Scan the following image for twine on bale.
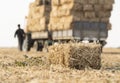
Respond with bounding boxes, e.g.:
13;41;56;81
48;43;102;70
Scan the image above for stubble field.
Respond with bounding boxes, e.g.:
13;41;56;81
0;47;120;83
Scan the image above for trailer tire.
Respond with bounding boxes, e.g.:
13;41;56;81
36;42;43;51
100;41;107;52
22;36;30;52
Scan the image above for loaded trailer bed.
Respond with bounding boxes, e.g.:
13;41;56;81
52;21;108;42
23;21;108;51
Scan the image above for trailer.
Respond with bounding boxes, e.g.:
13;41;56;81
23;21;108;51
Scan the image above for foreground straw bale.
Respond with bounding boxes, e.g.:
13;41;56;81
48;43;102;69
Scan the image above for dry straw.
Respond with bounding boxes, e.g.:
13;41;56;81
26;0;114;32
48;43;102;69
48;0;114;31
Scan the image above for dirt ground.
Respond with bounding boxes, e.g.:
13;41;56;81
0;47;120;83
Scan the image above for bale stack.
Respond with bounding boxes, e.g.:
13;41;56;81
48;0;114;31
26;0;51;32
48;43;102;69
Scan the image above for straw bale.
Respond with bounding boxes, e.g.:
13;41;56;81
28;8;34;17
26;0;50;32
73;16;81;21
98;0;114;5
52;0;60;6
34;18;40;23
95;6;112;12
48;24;52;31
50;23;58;31
26;26;33;32
27;0;114;32
48;43;102;69
70;11;84;21
94;4;103;11
32;11;44;19
40;23;46;31
65;10;71;16
97;11;111;18
27;24;40;32
52;5;58;11
72;3;83;11
80;17;99;22
29;2;36;8
104;0;115;4
57;9;69;17
34;6;45;15
49;22;70;31
49;17;60;24
60;0;74;4
39;17;46;25
50;10;58;17
33;24;41;31
98;0;105;4
56;23;64;30
107;23;112;30
27;5;45;20
103;4;113;11
100;17;109;23
89;18;100;22
51;8;71;17
85;12;96;18
35;0;42;6
60;3;74;10
63;23;72;30
26;17;46;32
74;0;88;4
83;4;94;11
35;23;46;31
50;23;57;31
88;0;98;4
60;16;73;23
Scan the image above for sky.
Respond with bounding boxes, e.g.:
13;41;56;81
0;0;120;48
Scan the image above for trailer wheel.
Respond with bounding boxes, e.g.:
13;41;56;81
22;36;30;51
36;42;43;51
100;41;107;52
42;40;49;52
22;33;32;51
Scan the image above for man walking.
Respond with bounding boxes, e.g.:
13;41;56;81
14;24;25;51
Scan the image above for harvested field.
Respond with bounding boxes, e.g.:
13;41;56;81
0;47;120;83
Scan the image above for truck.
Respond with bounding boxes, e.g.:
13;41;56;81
22;0;110;52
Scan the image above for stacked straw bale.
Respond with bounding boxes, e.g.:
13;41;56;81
26;0;51;32
48;0;114;31
48;43;102;69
